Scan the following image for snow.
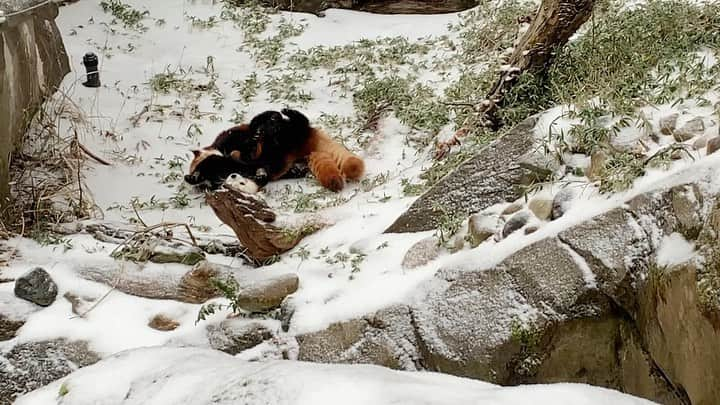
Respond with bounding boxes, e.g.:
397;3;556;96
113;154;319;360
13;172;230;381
560;240;598;289
656;232;696;267
15;346;658;405
3;0;720;400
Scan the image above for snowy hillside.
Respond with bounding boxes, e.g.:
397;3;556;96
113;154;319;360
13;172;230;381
3;0;720;403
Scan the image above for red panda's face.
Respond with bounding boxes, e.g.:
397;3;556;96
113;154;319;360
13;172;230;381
185;148;232;190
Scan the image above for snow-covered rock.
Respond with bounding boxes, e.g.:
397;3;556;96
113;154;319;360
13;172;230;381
385;116;541;233
16;346;657;405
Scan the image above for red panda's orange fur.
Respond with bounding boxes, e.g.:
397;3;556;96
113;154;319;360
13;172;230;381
300;128;364;192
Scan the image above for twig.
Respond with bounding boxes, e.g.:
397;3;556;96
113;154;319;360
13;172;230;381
77;142;112;166
131;202;148;228
440;101;480;109
75;129;83;216
129;104;150;127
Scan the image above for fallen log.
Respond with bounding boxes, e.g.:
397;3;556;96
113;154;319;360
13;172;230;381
76;261;299;306
261;0;478;15
75;261;233;304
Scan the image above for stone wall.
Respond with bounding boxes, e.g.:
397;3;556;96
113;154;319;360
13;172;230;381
0;0;70;206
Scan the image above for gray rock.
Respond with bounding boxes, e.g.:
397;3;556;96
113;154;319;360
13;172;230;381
112;238;205;265
401;237;441;270
551;188;576;220
147;240;205;265
673;117;705;142
63;292;95;316
0;340;99;404
659;113;678;135
207;319;275;355
558;208;651;315
517;147;560;183
502;212;530;238
236;273;299;313
524;226;539;234
385;116;539;233
412;238;597;383
707;136;720;155
670;184;704;239
297;305;420;370
693;136;709;150
501;203;523;216
279;174;720;405
528;198;552;220
14;267;57;306
277;296;296;332
468;213;501;246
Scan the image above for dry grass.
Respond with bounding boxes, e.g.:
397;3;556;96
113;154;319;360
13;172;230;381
1;92;100;242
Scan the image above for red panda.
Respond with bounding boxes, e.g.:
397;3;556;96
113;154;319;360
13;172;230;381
185;108;364;192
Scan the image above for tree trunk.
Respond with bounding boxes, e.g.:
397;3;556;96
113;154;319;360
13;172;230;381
483;0;595;124
205;189;301;263
262;0;478;15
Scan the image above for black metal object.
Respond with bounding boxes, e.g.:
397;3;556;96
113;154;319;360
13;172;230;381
81;52;100;88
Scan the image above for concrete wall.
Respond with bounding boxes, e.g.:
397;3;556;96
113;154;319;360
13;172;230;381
0;0;70;206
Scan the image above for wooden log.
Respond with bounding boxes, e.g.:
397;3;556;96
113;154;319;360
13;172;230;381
76;261;233;304
75;261;299;308
260;0;478;15
205;189;301;263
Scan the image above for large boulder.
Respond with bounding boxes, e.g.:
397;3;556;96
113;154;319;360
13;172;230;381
297;305;422;371
0;339;99;404
14;347;658;405
637;263;720;405
386;116;542;233
299;175;720;404
207;319;277;355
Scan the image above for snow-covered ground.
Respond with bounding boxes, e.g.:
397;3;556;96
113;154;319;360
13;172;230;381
3;0;720;402
16;346;657;405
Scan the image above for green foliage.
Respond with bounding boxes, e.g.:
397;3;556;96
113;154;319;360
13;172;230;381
433;204;463;245
100;0;149;31
596;144;691;193
400;178;425;196
185;14;220;29
232;73;260;103
549;1;720;111
448;0;538;64
148;69;193;95
280;223;323;243
196;276;242;323
264;71;313;104
29;229;73;252
353;75;448;135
